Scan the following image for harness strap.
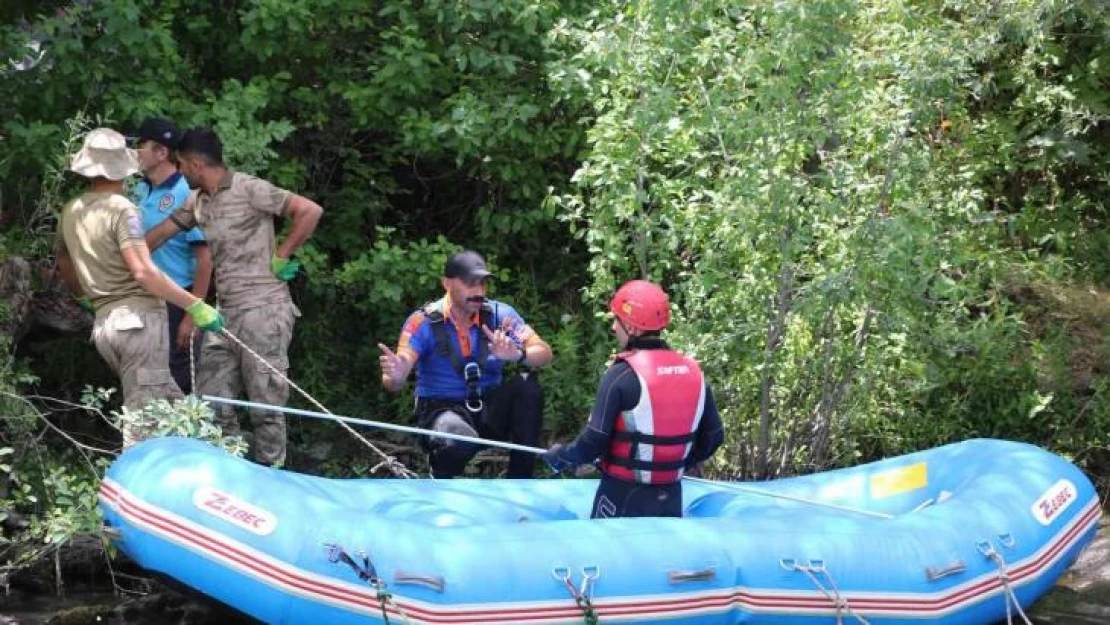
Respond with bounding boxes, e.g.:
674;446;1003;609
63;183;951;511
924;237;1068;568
425;302;494;413
610;430;696;445
603;455;687;471
425;303;493;376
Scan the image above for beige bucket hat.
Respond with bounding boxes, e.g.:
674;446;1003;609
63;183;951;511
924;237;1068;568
69;128;140;181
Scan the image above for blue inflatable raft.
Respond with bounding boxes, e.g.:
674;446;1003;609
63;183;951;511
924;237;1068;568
99;437;1099;624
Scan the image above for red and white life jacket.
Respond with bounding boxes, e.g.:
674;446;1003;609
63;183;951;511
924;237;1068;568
599;349;707;485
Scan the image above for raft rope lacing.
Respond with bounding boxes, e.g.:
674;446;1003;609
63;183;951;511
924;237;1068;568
327;544;415;625
780;559;870;625
553;566;601;625
189;327;418;478
978;538;1034;625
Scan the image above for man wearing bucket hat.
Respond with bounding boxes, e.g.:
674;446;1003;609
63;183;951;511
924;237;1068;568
542;280;724;518
54;128;225;447
133;117;212;395
145;128;323;466
378;250;553;478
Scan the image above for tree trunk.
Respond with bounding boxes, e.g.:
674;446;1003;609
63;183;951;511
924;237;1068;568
0;256;90;346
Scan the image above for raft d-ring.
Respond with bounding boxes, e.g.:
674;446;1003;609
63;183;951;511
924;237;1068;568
808;559;826;573
552;566;572;584
997;533;1015;549
779;558;798;571
975;540;996;557
580;566;600;597
325;543;343;563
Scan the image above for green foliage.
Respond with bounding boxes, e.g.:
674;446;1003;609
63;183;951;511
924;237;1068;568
552;0;1110;478
0;0;1107;512
114;396;249;457
0;388;248;584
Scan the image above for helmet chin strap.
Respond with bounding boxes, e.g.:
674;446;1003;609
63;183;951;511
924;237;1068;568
616;316;636;344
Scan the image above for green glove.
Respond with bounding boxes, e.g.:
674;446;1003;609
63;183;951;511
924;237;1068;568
270;255;300;281
76;297;95;313
186;300;224;333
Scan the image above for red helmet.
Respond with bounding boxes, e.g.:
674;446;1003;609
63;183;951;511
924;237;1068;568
609;280;670;332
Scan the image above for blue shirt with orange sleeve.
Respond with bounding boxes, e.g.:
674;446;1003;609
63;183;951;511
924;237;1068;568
397;297;538;401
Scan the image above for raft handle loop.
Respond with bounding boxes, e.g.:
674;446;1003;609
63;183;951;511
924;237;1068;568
326;543;379;584
393;571;445;593
778;558;797;571
925;560;966;581
979;539;1034;625
783;559;871;625
552;566;601;625
668;568;717;584
998;533;1016;549
581;565;600;598
325;543;416;625
975;540;996;558
552;566;574;594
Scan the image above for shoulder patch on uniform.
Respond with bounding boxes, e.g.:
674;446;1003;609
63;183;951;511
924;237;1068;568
127;212;144;238
403;313;426;335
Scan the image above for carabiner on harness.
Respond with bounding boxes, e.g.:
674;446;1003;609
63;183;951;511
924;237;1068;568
463;362;483;413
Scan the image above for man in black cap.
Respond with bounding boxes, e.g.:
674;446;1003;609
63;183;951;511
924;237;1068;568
133;117;212;394
379;250;553;478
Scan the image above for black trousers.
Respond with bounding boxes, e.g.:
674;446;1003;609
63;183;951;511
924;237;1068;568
166;292;201;395
591;473;683;519
418;372;543;479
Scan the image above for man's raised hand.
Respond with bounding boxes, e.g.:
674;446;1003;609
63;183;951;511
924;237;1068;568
378;342;405;385
482;325;524;362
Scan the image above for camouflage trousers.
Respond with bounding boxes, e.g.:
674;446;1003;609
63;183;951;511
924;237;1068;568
197;302;295;465
91;306;183;448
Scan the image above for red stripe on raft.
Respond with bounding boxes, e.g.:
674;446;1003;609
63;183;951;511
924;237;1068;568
98;481;1099;623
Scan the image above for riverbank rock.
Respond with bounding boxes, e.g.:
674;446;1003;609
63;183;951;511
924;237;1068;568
1030;515;1110;624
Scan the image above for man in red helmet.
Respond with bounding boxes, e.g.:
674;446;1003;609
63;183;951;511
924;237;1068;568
543;280;724;518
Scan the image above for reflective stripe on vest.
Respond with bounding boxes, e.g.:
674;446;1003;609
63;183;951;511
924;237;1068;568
599;349;706;485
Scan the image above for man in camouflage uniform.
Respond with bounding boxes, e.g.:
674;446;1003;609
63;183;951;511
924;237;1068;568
54;128;225;447
147;128;323;466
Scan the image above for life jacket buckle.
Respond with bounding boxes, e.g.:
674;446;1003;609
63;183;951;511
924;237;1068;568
463;362;481;383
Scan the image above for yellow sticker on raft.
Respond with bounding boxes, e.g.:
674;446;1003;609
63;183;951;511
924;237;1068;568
869;462;927;499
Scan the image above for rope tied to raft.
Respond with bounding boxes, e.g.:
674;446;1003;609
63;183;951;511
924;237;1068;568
327;543;415;625
977;537;1033;625
780;559;871;625
553;566;601;625
189;330;197;399
215;328;417;478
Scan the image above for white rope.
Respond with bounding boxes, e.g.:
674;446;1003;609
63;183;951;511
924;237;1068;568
684;476;894;519
215;328;417;478
979;541;1034;625
782;560;870;625
188;328;197;397
374;580;416;625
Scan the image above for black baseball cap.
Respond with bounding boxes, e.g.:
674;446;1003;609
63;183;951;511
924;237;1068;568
137;117;182;150
444;250;494;281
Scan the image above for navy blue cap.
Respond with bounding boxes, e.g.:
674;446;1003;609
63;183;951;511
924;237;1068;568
137;117;181;150
444;250;494;281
